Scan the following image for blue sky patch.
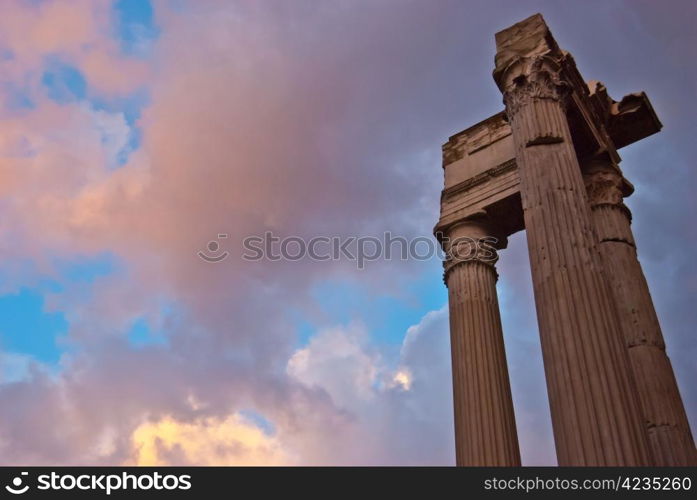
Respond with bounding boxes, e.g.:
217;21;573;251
113;0;160;56
238;409;276;436
40;252;121;294
42;58;87;103
307;264;447;346
127;317;167;348
0;288;68;364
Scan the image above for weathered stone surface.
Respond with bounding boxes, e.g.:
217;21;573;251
587;81;662;149
436;12;694;466
437;79;658;240
492;14;651;466
492;14;562;89
584;158;697;466
443;217;520;466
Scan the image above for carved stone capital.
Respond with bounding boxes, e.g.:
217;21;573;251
582;159;634;211
493;14;570;116
440;211;507;284
499;56;570;116
582;159;636;244
585;169;624;206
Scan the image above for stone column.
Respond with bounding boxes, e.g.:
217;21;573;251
443;215;520;466
495;56;651;465
584;158;697;465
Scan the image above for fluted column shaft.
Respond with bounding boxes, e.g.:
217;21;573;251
499;61;651;465
584;160;697;465
444;219;520;466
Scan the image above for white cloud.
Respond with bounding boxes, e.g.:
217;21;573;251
130;414;291;466
284;305;454;464
87;106;132;168
287;322;380;409
0;352;34;384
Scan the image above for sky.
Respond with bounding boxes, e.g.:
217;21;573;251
0;0;695;465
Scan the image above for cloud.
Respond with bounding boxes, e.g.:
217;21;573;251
130;414;291;466
0;0;693;466
288;323;381;409
0;352;37;384
283;306;453;465
0;0;147;96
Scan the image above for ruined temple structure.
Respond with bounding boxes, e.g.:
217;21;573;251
435;13;696;466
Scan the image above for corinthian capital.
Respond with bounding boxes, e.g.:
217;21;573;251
582;158;634;208
500;57;570;115
584;170;624;206
492;14;570;115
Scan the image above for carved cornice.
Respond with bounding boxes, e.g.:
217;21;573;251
442;158;516;201
443;142;465;166
442;112;510;168
588;81;663;150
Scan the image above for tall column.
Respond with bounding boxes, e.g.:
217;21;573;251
584;158;697;465
495;56;651;465
444;215;520;466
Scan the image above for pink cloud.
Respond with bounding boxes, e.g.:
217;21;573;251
0;0;693;466
0;0;455;465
